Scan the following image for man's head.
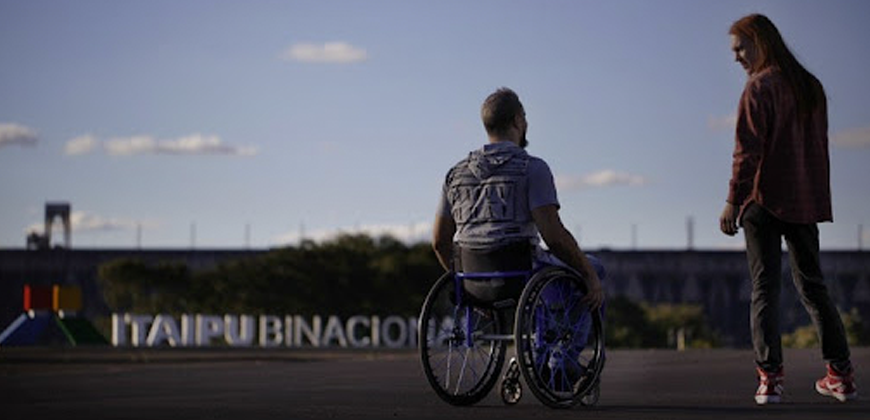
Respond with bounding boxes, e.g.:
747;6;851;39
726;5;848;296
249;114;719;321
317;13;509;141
481;87;528;148
729;14;791;76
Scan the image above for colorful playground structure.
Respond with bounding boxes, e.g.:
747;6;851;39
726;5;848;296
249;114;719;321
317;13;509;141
0;284;107;346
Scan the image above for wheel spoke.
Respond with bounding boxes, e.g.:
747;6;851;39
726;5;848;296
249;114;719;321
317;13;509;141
514;268;605;408
420;273;505;405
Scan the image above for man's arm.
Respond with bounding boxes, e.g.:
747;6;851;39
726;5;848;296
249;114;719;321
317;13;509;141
432;214;456;272
532;204;603;309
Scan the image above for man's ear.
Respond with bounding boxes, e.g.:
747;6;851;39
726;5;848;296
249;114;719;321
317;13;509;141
512;113;523;129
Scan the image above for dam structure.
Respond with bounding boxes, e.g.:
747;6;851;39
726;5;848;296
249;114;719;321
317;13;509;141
1;247;868;347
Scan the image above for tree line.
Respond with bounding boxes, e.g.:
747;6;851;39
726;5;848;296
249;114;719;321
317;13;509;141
98;233;866;349
98;234;438;318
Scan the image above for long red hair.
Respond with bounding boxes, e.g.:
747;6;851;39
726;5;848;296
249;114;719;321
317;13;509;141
729;14;823;118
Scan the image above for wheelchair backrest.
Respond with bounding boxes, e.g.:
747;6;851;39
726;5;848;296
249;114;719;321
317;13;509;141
454;242;534;307
454;241;534;274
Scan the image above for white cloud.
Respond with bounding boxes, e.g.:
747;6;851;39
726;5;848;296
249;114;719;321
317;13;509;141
282;42;368;64
273;221;432;246
104;135;156;156
555;170;648;192
98;134;258;157
65;134;99;155
26;211;157;235
0;123;38;148
70;212;141;232
831;126;870;148
155;134;259;156
707;114;737;131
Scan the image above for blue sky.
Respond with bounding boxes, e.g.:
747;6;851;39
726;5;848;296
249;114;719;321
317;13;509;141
1;0;868;250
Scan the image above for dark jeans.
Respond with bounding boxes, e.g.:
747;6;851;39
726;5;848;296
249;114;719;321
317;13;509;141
742;203;850;371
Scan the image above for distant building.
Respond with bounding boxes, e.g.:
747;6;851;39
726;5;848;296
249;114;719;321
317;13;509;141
25;202;72;250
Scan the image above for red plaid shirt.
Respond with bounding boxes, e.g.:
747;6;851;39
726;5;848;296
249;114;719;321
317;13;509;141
728;67;832;224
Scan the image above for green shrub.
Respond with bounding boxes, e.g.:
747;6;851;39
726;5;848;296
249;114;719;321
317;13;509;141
783;308;869;348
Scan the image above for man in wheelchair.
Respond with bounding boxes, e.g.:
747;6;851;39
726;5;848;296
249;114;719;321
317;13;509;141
421;87;606;408
432;86;604;312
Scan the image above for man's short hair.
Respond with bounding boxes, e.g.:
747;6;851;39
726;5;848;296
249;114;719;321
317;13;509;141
481;88;523;136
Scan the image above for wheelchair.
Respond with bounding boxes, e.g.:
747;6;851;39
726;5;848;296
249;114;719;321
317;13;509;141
418;242;605;408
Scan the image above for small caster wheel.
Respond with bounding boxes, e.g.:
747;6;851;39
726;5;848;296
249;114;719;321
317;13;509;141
580;381;600;406
501;377;522;405
501;357;522;405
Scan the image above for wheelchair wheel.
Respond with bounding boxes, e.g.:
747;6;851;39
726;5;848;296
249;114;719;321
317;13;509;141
419;272;507;406
514;266;605;408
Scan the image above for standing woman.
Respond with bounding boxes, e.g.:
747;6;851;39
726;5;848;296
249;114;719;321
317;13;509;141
719;14;857;405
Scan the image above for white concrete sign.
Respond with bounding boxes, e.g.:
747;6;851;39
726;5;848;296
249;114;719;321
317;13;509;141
111;313;418;348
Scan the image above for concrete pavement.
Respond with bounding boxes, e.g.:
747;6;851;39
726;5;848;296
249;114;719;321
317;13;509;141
1;347;868;419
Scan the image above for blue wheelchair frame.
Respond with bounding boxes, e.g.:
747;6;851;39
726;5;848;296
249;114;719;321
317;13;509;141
419;263;605;408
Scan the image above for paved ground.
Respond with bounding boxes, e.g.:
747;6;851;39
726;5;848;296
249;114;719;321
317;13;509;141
1;347;869;419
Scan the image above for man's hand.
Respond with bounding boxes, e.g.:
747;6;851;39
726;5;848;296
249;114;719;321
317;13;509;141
532;205;605;310
582;273;604;311
720;203;740;236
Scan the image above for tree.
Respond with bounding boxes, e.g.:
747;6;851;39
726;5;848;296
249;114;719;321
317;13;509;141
604;296;720;349
97;234;444;317
643;302;719;349
783;308;869;348
98;259;191;314
605;296;660;348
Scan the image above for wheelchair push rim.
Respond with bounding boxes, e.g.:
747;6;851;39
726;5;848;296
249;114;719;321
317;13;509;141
418;272;507;406
514;266;605;408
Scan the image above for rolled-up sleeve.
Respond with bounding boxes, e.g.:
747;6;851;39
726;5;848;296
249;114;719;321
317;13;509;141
529;158;560;210
437;175;452;218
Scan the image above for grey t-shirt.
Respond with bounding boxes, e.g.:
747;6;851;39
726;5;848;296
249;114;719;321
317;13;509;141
438;141;559;249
